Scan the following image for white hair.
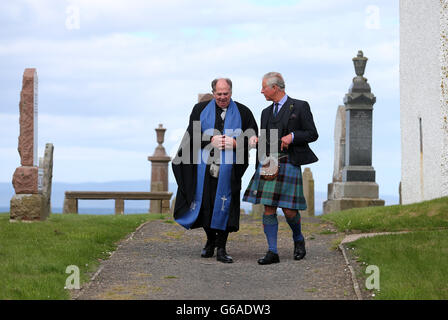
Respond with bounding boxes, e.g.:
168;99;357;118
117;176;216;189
263;72;285;90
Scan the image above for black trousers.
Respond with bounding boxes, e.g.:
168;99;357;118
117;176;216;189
204;227;229;249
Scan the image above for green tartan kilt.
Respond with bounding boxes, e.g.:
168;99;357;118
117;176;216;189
243;156;307;210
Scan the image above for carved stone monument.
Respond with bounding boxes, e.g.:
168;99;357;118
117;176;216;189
302;167;315;217
41;143;54;217
148;124;171;213
251;204;264;217
10;69;51;221
323;51;385;214
198;93;214;103
332;106;346;183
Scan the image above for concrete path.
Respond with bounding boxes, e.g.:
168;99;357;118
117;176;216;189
74;215;358;300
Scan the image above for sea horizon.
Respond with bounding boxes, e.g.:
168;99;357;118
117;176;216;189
0;206;151;215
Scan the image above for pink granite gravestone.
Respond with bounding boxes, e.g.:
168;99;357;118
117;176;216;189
12;68;39;194
10;68;49;222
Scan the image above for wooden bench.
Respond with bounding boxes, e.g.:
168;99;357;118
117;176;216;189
63;191;173;214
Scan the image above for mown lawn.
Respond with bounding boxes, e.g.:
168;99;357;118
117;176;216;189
347;230;448;299
0;212;167;300
321;197;448;300
321;196;448;233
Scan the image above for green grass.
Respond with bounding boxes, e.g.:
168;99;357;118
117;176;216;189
347;230;448;299
0;212;168;300
321;196;448;232
321;197;448;300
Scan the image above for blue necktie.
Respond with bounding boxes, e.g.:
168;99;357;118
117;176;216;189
273;103;279;117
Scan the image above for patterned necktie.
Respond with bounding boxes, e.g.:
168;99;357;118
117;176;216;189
273;103;279;117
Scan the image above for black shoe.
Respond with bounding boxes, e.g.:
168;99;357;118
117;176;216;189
294;240;306;260
201;241;215;258
257;251;280;265
216;248;233;263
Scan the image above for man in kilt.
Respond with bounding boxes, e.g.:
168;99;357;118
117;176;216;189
243;72;318;265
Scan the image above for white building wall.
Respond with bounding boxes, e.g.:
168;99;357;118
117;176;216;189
441;1;448;196
400;0;446;204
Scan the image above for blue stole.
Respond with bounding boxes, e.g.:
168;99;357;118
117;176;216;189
175;99;242;230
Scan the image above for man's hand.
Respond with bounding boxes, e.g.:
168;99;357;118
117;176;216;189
222;136;236;149
280;133;293;151
211;135;223;149
249;136;258;148
211;135;236;150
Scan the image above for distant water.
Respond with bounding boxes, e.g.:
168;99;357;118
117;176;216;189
1;205;319;216
0;206;150;215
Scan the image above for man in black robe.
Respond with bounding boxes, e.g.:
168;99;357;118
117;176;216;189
172;78;258;263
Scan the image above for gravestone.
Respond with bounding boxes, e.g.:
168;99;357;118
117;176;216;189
323;51;384;214
302;167;315;217
10;69;49;221
198;93;214;103
148;124;171;213
37;143;54;218
332;106;346;183
12;68;39;194
251;203;264;217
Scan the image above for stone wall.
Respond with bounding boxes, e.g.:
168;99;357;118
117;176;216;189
400;0;448;204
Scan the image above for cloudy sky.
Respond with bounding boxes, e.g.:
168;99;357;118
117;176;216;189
0;0;400;204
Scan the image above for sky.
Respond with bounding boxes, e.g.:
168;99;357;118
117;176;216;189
0;0;400;206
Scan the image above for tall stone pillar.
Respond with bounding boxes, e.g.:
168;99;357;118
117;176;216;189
302;167;315;217
10;68;49;222
323;51;384;214
148;124;171;213
40;143;54;219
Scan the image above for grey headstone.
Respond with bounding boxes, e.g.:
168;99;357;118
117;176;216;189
332;105;346;182
302;167;315;216
323;51;384;214
342;51;377;182
42;143;54;198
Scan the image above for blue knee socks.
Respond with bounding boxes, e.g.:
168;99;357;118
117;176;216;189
263;214;278;254
286;212;304;242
